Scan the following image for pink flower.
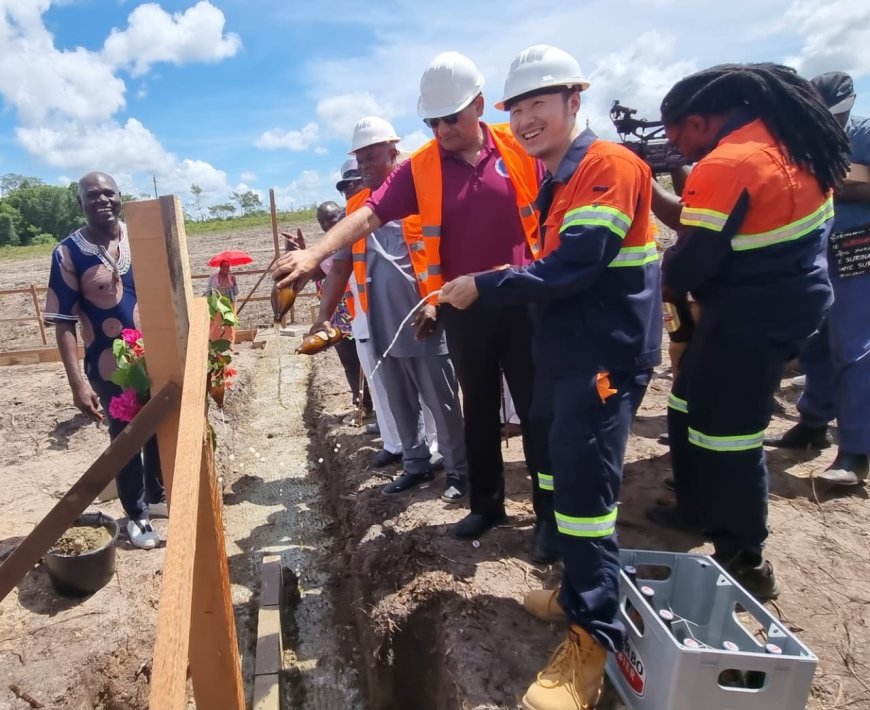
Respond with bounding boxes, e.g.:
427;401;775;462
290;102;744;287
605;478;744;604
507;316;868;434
122;329;143;346
109;389;143;422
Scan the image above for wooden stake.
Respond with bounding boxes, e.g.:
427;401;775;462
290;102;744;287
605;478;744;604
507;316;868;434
124;197;193;497
149;299;211;710
29;284;47;345
269;188;279;260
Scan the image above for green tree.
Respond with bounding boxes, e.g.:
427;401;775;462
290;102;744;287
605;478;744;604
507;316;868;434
4;183;81;244
0;212;17;247
189;184;206;221
208;203;236;220
0;173;43;197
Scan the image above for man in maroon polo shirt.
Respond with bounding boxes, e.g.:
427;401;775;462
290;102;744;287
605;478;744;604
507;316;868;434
273;52;557;560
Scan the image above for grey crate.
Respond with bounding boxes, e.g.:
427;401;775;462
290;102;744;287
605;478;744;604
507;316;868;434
605;549;817;710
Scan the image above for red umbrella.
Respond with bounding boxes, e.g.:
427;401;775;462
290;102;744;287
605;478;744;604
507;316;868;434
208;250;253;267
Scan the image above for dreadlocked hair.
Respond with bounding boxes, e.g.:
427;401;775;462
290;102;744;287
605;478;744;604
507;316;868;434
660;63;850;193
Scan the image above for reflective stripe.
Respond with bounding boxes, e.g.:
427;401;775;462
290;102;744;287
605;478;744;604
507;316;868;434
352;252;366;262
409;240;425;252
520;204;535;218
668;393;688;414
428;264;442;275
417;270;428;282
357;283;366;294
561;205;632;238
731;199;834;252
555;509;617;538
608;243;659;268
422;225;441;237
688;427;765;452
680;206;729;232
537;472;554;492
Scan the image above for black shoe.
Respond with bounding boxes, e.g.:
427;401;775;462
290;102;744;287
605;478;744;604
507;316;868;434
764;422;832;449
372;449;402;468
382;469;434;495
365;422;380;435
816;452;869;487
441;474;467;503
449;509;507;539
531;519;560;564
663;478;676;492
430;452;445;472
645;504;703;534
717;555;781;601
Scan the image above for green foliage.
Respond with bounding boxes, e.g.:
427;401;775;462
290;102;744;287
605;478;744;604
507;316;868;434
0;175;81;246
0;212;17;247
186;205;318;236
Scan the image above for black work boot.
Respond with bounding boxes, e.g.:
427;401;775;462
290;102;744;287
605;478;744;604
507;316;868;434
764;422;832;449
816;451;869;487
645;503;704;534
530;519;560;564
716;553;781;601
449;508;507;539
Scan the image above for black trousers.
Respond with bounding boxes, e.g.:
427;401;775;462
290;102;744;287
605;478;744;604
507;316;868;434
441;302;551;520
334;337;371;410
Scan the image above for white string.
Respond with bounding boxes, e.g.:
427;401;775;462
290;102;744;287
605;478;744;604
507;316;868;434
369;289;442;378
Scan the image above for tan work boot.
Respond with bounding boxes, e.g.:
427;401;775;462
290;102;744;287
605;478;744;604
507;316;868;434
522;625;607;709
523;587;566;623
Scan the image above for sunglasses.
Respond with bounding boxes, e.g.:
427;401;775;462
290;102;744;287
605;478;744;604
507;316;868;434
423;112;461;129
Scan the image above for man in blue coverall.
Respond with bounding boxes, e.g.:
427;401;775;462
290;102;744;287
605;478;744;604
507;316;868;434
766;71;870;487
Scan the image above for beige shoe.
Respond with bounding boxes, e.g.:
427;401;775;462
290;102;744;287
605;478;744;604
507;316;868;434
522;625;607;709
523;587;566;623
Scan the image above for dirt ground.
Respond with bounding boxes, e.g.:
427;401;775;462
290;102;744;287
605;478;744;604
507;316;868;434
0;216;868;709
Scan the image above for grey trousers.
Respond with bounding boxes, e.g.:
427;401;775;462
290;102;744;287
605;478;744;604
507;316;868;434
378;353;468;478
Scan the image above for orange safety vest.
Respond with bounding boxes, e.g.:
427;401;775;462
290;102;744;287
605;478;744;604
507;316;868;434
409;123;543;265
342;188;430;318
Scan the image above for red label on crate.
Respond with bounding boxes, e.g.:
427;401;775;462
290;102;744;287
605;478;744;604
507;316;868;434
615;638;646;696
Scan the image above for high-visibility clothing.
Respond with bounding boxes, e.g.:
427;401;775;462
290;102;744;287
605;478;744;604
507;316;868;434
342;189;430;318
664;117;832;343
409;123;542;270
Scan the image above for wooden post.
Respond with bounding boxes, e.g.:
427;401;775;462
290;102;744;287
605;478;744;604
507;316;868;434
189;439;245;708
124;197;194;497
149;300;213;710
29;284;47;345
269;188;279;260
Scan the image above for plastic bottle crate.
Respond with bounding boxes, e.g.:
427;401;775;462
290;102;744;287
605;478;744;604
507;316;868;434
604;549;816;710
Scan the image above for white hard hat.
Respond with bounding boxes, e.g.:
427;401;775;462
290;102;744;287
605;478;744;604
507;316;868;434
496;45;589;111
417;51;485;119
349;116;400;154
335;158;362;191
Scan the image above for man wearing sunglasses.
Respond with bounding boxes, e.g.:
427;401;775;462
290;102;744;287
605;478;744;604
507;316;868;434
273;52;557;558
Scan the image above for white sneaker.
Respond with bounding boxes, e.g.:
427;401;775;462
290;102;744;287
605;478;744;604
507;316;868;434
149;501;169;518
127;519;160;549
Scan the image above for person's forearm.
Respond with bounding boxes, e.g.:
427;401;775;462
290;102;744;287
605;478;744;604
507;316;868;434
311;207;381;261
56;323;84;388
317;261;352;323
650;178;683;230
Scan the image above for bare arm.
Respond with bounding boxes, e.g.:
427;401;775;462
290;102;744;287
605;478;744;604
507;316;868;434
56;322;102;422
310;259;352;335
273;207;382;288
650;178;683;230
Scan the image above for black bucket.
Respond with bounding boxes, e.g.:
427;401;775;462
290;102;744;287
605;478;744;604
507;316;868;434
44;512;119;597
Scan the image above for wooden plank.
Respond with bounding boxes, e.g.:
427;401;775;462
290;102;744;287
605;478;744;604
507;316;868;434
188;438;245;709
125;197;193;498
260;555;283;608
269;188;279;259
254;605;282;676
0;345;82;367
148;299;210;710
253;674;281;710
190;268;269;280
30;285;47;345
0;316;43;323
0;382;180;602
0;287;38;295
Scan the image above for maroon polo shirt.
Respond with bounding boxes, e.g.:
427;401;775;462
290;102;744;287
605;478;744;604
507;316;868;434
366;122;539;281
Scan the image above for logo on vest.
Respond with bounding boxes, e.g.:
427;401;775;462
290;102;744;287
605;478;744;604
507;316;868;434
495;157;510;179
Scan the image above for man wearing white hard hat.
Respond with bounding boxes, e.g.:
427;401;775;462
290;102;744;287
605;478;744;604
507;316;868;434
440;45;661;708
335;157;364;198
273;52;558;559
312;117;468;500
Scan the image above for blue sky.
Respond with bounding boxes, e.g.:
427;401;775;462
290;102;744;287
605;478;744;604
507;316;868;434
0;0;868;212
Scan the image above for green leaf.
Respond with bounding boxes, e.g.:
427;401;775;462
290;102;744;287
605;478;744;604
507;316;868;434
128;364;151;395
211;339;231;353
112;339;127;358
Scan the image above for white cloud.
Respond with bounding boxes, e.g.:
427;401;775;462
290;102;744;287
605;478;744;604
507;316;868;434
781;0;870;78
256;122;320;151
315;91;400;139
272;170;335;210
240;171;257;183
102;1;242;77
400;129;429;153
313;146;328;155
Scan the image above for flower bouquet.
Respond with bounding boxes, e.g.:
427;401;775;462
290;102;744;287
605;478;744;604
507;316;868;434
108;328;150;422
